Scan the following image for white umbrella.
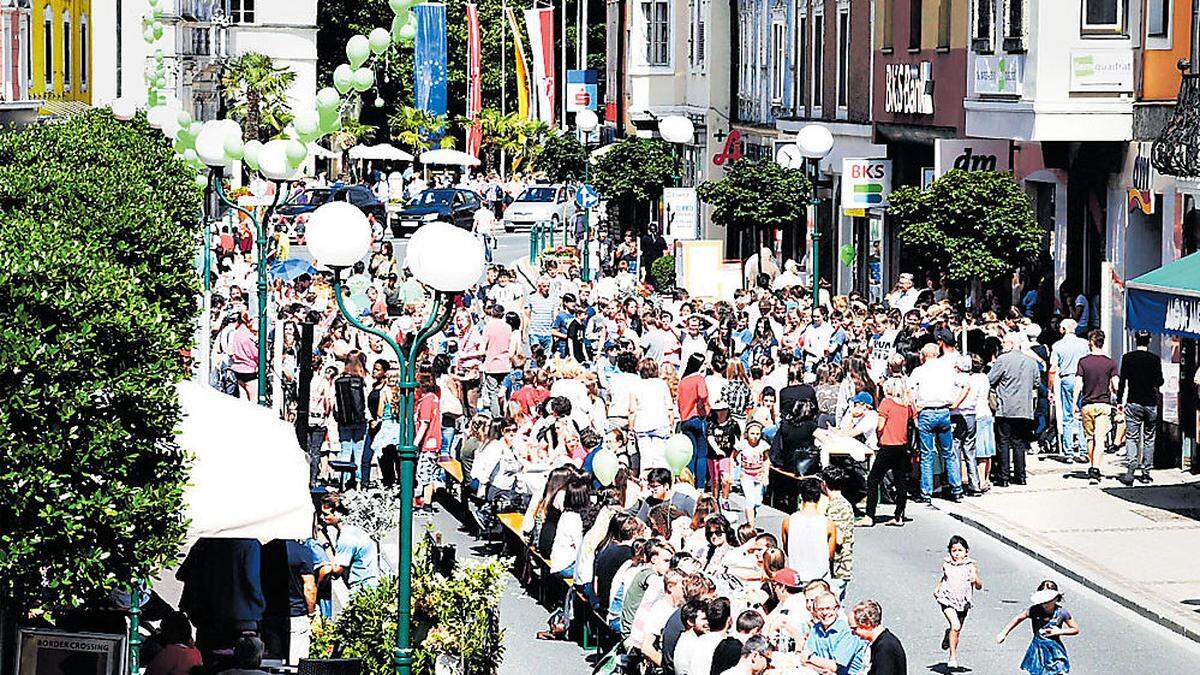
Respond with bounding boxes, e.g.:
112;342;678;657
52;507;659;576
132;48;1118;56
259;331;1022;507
176;381;314;542
307;142;341;159
348;143;415;162
419;148;481;167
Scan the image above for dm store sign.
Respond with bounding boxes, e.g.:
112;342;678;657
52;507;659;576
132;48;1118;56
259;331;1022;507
842;159;892;210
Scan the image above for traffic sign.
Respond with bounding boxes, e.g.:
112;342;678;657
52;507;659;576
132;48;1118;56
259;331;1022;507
576;184;600;208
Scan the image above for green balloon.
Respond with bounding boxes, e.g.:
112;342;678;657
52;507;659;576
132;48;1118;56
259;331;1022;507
398;21;416;43
224;136;245;161
193;173;209;189
173;138;189;154
391;15;407;43
155;49;164;62
152;22;164;40
318;107;342;134
316;87;341;111
592;448;619;487
294;109;321;141
154;76;166;89
243;140;264;171
177;110;193;127
402;0;421;10
333;64;354;94
143;26;156;43
388;0;407;13
351;67;375;92
839;244;857;267
665;434;693;475
369;28;391;55
346;35;371;69
182;149;198;164
175;132;195;151
285;139;307;168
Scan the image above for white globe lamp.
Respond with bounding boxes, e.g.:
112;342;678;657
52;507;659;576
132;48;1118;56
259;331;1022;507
195;119;242;166
658;115;694;145
575;109;599;134
111;98;137;121
306;202;373;269
408;222;486;292
796;124;834;160
258;139;303;181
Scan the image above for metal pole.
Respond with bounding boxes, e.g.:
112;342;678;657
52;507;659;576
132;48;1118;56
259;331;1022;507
561;0;568;128
502;0;508;178
809;159;820;308
583;159;590;280
212;177;282;406
331;277;454;675
128;584;141;674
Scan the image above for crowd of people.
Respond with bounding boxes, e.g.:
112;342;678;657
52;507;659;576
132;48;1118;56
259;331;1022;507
179;171;1179;674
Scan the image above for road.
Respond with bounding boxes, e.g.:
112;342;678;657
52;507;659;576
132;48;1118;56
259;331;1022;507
290;230;532;272
423;486;1200;674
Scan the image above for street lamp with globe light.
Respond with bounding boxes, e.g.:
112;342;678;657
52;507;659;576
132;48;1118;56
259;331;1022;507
658;115;695;187
575;109;599;280
305;203;485;675
797;124;834;308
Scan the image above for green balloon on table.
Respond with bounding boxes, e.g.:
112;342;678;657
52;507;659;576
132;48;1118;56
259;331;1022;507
333;64;354;94
243;140;264;171
224;136;245;162
351;67;375;92
369;28;391;55
346;35;371;68
285;139;307;168
665;434;693;475
592;448;620;487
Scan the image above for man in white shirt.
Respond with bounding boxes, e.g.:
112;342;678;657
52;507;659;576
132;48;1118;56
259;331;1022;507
771;259;804;290
888;272;921;314
801;308;835;367
687;598;732;675
908;343;964;503
1051;318;1089;462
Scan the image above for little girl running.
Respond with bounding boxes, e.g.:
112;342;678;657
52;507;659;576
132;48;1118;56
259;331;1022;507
996;580;1079;674
735;421;770;526
934;535;983;670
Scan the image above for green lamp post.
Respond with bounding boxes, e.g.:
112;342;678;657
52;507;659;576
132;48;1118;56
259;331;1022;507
305;203;485;675
575;109;599;281
796;124;834;308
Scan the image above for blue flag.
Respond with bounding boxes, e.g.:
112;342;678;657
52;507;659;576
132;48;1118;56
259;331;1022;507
413;3;448;134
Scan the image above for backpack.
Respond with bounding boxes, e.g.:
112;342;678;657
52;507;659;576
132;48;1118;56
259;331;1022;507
333;375;367;426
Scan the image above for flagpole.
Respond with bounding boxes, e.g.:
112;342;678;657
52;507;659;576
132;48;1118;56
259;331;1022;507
501;0;508;179
560;0;567;128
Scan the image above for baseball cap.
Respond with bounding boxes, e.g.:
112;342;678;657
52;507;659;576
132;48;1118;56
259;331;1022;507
771;568;802;589
712;398;730;410
852;391;874;407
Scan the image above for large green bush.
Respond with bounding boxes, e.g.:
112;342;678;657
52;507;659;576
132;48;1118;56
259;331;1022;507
0;109;200;612
533;131;587;183
592;137;681;230
697;158;811;234
889;169;1042;282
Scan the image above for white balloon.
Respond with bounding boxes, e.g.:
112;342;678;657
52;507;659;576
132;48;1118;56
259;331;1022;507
195;119;242;167
111;98;137;121
146;104;170;129
258;139;303;181
307;202;373;269
161;114;182;141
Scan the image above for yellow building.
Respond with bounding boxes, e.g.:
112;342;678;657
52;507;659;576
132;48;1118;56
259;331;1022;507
31;0;91;104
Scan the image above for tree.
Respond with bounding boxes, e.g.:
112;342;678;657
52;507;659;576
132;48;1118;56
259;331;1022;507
389;106;448;153
534;131;587;182
697;158;810;236
889;169;1042;282
220;52;297;142
0;109;199;613
592;137;680;229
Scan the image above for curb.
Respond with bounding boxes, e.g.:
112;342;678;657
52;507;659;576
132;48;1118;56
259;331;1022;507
946;509;1200;645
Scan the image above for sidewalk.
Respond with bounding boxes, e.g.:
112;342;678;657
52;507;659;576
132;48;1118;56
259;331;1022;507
940;450;1200;642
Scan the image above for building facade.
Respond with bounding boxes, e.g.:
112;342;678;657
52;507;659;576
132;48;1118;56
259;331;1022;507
0;0;37;123
29;0;90;106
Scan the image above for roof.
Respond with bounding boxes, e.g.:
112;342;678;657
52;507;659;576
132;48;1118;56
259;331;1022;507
1126;251;1200;300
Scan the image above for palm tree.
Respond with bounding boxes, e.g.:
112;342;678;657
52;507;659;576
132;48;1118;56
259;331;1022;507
220;53;297;142
388;106;447;154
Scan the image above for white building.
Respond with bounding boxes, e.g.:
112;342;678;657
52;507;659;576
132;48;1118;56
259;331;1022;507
91;0;316;121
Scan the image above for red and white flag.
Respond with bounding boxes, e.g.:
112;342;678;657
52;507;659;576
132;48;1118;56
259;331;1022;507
523;7;556;127
466;3;483;157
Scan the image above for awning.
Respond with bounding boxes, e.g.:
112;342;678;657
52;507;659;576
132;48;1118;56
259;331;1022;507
307;142;341;159
349;143;414;161
419;148;480;166
1125;251;1200;339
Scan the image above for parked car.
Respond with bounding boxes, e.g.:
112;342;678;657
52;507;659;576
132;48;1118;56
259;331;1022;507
392;188;482;235
501;184;577;232
278;184;387;239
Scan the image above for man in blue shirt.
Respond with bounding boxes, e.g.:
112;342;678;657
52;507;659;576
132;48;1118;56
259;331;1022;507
803;592;867;674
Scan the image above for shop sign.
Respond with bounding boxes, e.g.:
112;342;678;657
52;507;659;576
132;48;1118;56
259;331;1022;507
18;629;126;675
884;62;934;115
933;139;1011;178
566;70;598;111
974;54;1023;96
663;187;700;242
1070;51;1134;92
841;158;892;209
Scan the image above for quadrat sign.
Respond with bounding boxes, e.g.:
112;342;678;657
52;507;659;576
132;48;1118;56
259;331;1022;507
841;158;892;210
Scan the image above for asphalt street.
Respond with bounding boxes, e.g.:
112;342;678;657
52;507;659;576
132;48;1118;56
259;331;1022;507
419;495;1200;675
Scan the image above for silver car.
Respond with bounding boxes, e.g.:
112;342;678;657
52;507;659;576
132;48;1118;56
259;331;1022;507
502;184;578;232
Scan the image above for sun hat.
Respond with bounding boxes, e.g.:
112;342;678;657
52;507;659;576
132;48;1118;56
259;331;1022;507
1030;588;1062;605
771;568;802;589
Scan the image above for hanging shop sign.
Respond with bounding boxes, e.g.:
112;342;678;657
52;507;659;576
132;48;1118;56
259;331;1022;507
933;139;1011;177
973;54;1023;96
884;62;934;115
566;69;598;112
841;158;892;210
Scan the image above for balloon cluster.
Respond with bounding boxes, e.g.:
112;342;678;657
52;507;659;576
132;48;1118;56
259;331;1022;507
110;0;422;189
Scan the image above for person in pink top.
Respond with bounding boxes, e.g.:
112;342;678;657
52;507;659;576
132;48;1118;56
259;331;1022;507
480;304;514;417
229;310;259;401
677;353;711;490
414;368;443;513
